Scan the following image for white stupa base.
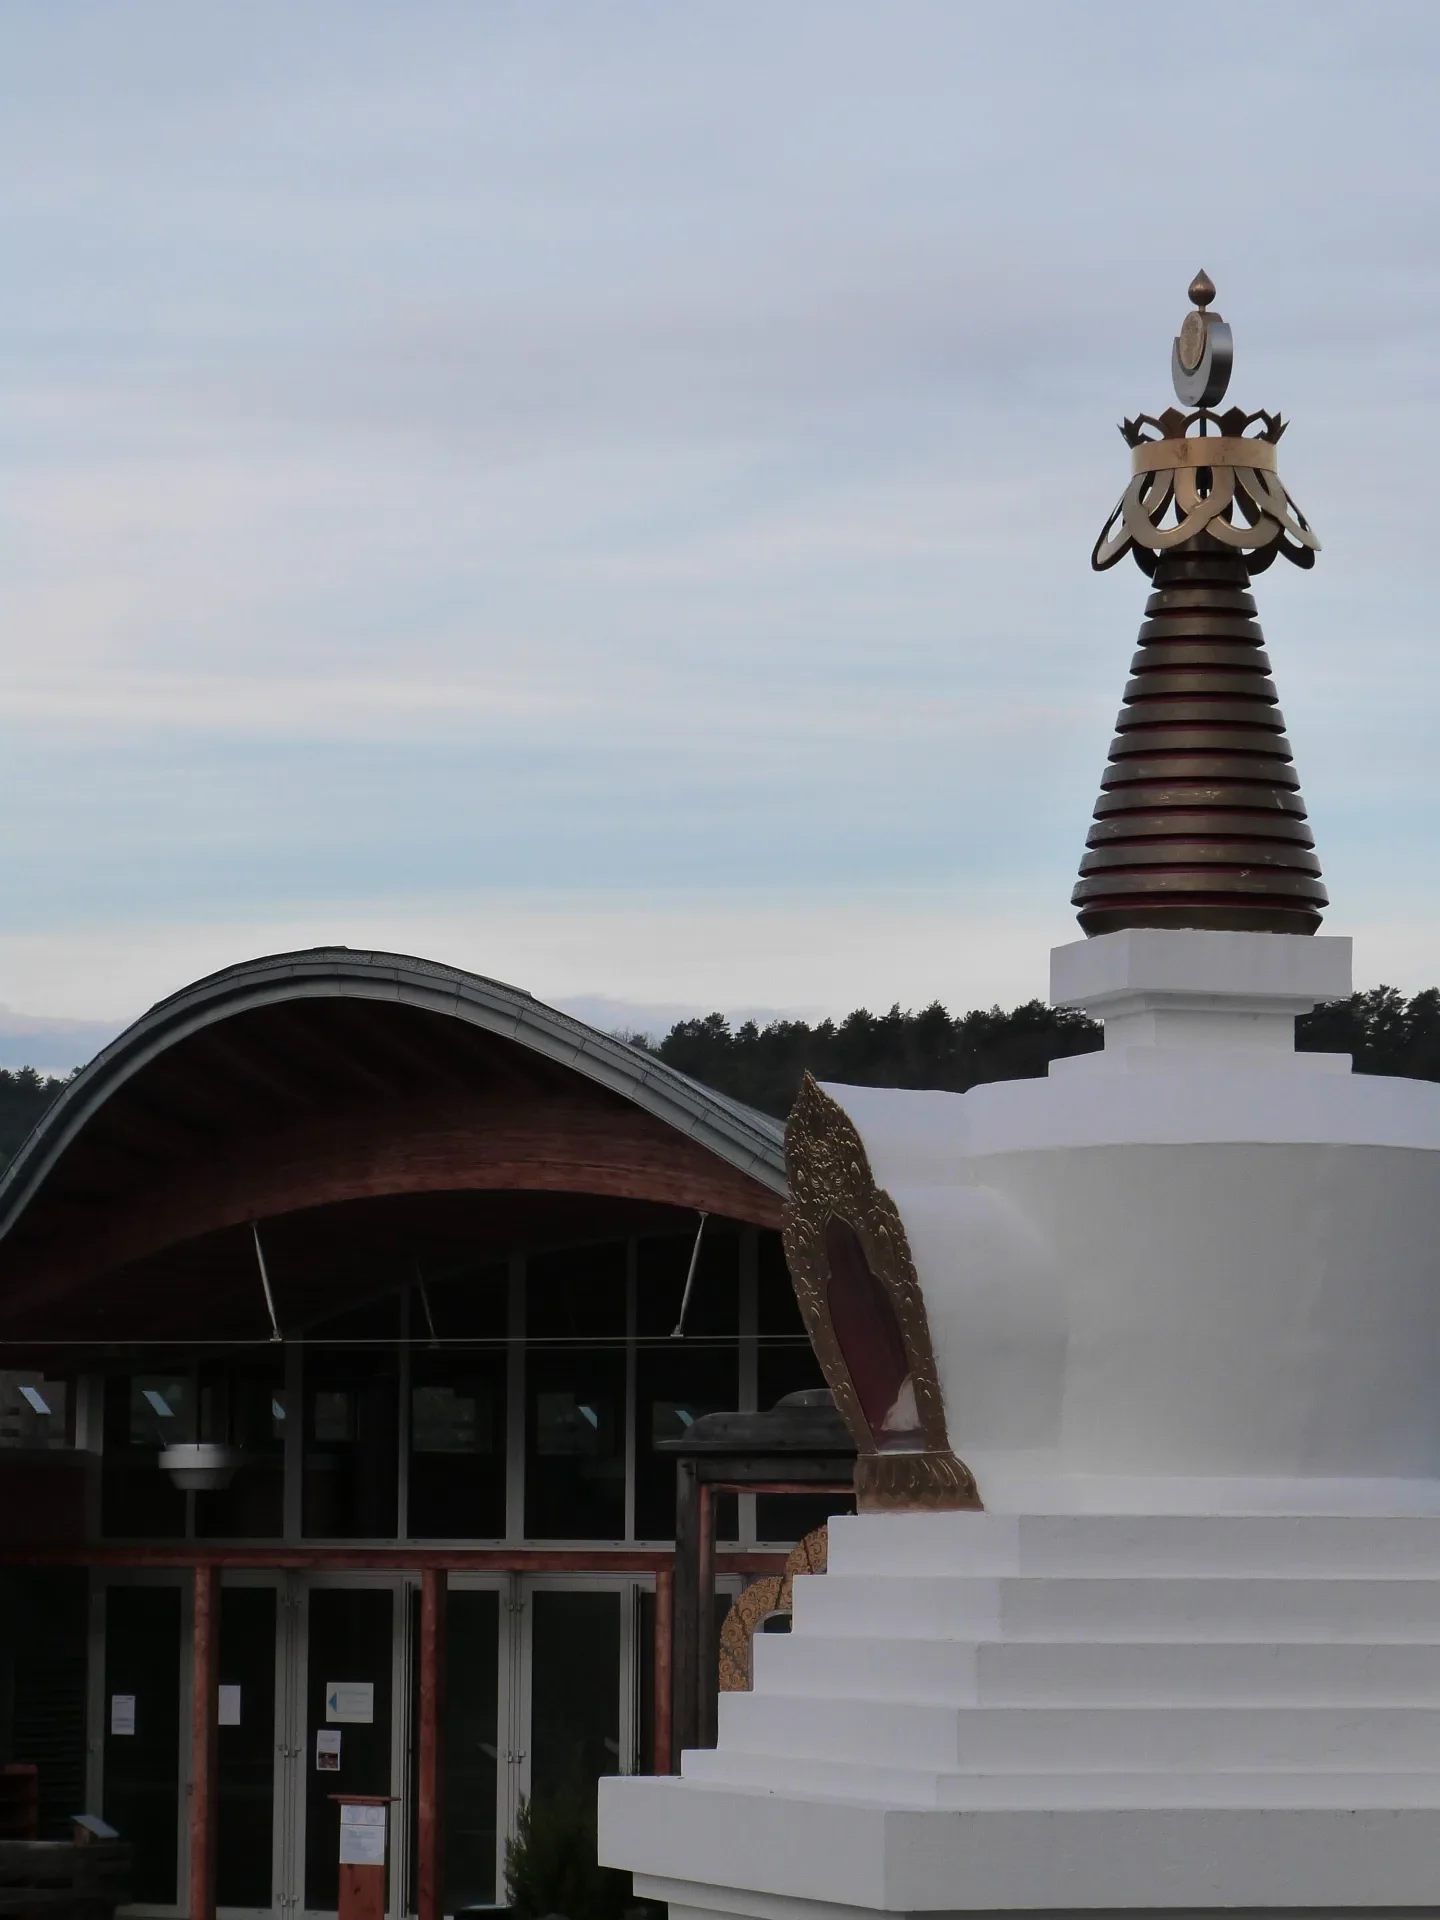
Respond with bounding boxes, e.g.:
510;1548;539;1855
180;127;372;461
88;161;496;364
601;1507;1440;1912
601;930;1440;1909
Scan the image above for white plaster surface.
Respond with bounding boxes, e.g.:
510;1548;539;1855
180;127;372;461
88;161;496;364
1050;930;1354;1075
816;934;1440;1495
600;932;1440;1914
1050;928;1353;1010
601;1510;1440;1911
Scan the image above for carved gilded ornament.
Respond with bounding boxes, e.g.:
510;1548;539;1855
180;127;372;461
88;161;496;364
718;1527;830;1693
781;1073;981;1513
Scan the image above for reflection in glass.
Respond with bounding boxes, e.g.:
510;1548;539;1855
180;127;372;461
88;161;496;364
101;1375;186;1538
408;1354;505;1539
103;1585;181;1902
195;1360;285;1538
303;1299;400;1539
0;1372;70;1448
525;1247;626;1540
529;1591;621;1803
216;1587;276;1909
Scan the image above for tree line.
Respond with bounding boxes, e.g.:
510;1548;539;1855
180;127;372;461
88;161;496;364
2;985;1439;1165
0;1066;69;1169
653;985;1440;1118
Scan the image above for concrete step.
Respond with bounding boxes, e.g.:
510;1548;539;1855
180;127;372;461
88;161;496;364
751;1633;1440;1704
825;1511;1440;1580
795;1572;1440;1642
716;1693;1440;1770
679;1746;1440;1811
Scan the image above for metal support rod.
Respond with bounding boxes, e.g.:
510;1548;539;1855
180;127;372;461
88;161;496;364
417;1567;446;1920
416;1277;439;1348
653;1567;674;1775
250;1222;282;1343
670;1212;709;1339
189;1565;219;1920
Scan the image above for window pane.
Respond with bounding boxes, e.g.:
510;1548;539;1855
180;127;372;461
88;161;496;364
103;1585;181;1903
303;1301;400;1538
130;1376;191;1447
194;1359;285;1539
525;1354;624;1540
529;1591;620;1804
0;1372;70;1448
407;1353;506;1539
634;1345;738;1542
101;1376;186;1539
216;1587;276;1909
524;1248;626;1540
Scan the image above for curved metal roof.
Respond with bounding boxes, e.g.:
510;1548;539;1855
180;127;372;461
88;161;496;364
0;947;786;1247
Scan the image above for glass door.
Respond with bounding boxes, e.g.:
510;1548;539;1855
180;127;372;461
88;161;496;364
217;1578;280;1916
405;1580;507;1912
516;1579;634;1819
296;1577;405;1918
100;1579;184;1911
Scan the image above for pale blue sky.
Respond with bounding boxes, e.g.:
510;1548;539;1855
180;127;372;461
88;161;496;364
3;2;1439;1064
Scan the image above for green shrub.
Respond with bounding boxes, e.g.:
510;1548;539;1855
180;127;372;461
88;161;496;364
503;1785;631;1920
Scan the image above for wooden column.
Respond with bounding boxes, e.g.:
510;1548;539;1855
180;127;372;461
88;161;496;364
696;1483;719;1750
189;1566;219;1920
652;1567;673;1774
671;1457;700;1768
416;1567;446;1920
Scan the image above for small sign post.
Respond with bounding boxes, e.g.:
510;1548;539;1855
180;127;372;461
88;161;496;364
332;1795;393;1920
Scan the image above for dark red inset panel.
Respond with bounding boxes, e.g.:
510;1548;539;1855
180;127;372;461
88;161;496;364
822;1216;920;1448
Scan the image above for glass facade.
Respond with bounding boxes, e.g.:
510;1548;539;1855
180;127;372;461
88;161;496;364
56;1223;843;1913
95;1224;832;1547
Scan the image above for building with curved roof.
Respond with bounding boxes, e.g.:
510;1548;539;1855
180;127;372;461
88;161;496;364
0;946;827;1917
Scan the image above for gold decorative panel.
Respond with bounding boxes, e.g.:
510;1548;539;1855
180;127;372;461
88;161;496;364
782;1073;980;1512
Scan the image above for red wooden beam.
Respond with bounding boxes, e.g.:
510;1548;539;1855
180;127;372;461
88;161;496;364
0;1542;788;1575
2;1096;781;1320
653;1567;673;1775
416;1567;446;1920
697;1484;718;1748
189;1566;219;1920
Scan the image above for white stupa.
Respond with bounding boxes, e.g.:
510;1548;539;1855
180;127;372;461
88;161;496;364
601;278;1440;1915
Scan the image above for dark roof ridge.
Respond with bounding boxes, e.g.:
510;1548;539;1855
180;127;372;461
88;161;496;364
0;947;786;1245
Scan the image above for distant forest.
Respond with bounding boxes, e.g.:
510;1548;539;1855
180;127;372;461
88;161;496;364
652;985;1440;1118
0;1067;69;1169
3;986;1440;1167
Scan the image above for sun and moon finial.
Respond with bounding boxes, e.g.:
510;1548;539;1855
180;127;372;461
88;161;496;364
1171;269;1232;407
1091;271;1320;573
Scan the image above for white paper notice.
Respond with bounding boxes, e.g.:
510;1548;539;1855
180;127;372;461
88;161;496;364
338;1803;386;1866
217;1685;242;1727
315;1729;342;1771
110;1695;136;1736
325;1681;374;1724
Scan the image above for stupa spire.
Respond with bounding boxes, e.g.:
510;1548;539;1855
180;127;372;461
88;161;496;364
1073;276;1327;936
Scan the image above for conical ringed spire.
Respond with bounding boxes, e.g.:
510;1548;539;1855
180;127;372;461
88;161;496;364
1072;277;1327;937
